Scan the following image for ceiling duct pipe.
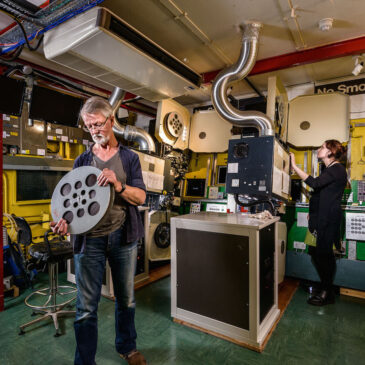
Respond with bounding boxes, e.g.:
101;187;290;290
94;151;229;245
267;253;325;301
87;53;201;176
211;22;274;136
109;87;156;153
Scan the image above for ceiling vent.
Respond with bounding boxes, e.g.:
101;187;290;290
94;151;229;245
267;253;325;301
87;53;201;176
43;7;201;102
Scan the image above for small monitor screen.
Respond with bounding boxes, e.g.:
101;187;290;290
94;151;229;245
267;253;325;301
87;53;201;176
186;179;206;197
217;166;227;184
29;85;83;127
17;170;67;201
0;76;25;116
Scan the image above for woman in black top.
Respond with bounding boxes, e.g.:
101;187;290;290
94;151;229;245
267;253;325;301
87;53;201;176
290;140;347;306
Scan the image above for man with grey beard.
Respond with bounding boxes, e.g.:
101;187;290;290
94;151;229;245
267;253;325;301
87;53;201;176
51;96;147;365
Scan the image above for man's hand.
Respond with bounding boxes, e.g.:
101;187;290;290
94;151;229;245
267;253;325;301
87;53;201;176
97;168;120;190
97;168;145;204
50;218;68;236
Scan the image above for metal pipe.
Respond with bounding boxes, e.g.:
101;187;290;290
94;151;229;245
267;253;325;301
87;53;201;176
109;87;126;116
203;36;365;83
120;125;156;153
122;96;143;104
211;22;274;136
287;0;307;49
108;87;156;152
159;0;233;65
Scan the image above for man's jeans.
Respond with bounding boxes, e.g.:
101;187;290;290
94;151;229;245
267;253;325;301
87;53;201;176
73;227;137;365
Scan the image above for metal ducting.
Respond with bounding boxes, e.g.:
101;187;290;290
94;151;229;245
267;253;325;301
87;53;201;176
118;125;156;153
43;7;201;102
109;87;126;116
211;22;274;136
109;87;156;153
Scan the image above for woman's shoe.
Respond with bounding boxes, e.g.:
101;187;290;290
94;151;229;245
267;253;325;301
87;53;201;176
301;282;321;295
307;290;335;306
308;285;322;296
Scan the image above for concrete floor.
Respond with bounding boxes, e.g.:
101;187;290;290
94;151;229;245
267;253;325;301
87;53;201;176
1;273;365;365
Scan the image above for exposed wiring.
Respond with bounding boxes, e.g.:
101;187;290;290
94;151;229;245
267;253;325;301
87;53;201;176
0;1;45;26
0;8;44;52
1;0;41;17
234;194;277;216
0;41;19;46
39;80;91;98
33;69;93;98
0;0;104;56
47;0;74;14
3;213;19;243
0;43;23;61
10;16;44;51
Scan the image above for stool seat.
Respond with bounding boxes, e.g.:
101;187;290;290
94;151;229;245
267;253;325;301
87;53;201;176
19;230;76;337
29;239;73;262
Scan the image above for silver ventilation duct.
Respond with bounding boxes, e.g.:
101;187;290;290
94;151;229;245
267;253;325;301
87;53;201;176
109;87;126;116
211;22;274;136
109;87;156;153
119;124;156;153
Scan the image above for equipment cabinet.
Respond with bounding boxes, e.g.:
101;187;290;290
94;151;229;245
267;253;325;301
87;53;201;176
171;212;280;350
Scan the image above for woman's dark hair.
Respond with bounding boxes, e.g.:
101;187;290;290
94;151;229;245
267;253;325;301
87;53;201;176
325;139;347;160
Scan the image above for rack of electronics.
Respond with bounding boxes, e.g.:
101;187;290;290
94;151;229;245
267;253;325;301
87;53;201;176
1;74;184;294
1;75;90;157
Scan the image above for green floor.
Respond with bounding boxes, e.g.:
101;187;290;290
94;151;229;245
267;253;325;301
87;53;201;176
1;273;365;365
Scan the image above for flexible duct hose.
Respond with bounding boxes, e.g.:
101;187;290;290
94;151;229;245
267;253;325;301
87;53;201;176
211;22;274;136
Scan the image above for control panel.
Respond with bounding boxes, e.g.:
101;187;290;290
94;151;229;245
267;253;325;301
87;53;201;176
346;212;365;241
226;136;290;201
190;202;201;214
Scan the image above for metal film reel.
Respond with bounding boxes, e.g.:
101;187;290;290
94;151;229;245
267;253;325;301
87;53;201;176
163;111;184;140
154;222;171;249
51;166;114;234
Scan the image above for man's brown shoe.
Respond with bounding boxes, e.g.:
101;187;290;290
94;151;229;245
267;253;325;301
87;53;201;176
120;350;147;365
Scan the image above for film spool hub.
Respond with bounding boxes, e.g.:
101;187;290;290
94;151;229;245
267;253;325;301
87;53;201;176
51;166;114;234
164;111;184;139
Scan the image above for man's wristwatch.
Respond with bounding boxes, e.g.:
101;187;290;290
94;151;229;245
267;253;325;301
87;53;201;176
116;182;126;194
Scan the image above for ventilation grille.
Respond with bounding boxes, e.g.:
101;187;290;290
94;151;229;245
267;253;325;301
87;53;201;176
54;53;166;101
44;7;201;102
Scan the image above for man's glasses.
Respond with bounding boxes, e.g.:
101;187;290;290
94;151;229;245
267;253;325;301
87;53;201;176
85;115;110;131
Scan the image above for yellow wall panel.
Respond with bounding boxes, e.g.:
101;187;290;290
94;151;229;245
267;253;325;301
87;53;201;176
350;119;365;180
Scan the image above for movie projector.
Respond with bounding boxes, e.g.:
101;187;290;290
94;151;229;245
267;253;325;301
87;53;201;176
224;76;291;211
226;136;290;211
147;210;179;261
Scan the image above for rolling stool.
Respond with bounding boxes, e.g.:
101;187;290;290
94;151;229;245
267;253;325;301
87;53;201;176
19;230;77;337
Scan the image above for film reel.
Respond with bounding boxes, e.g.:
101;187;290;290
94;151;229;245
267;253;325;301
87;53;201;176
163;111;184;140
154;222;171;249
51;166;114;234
